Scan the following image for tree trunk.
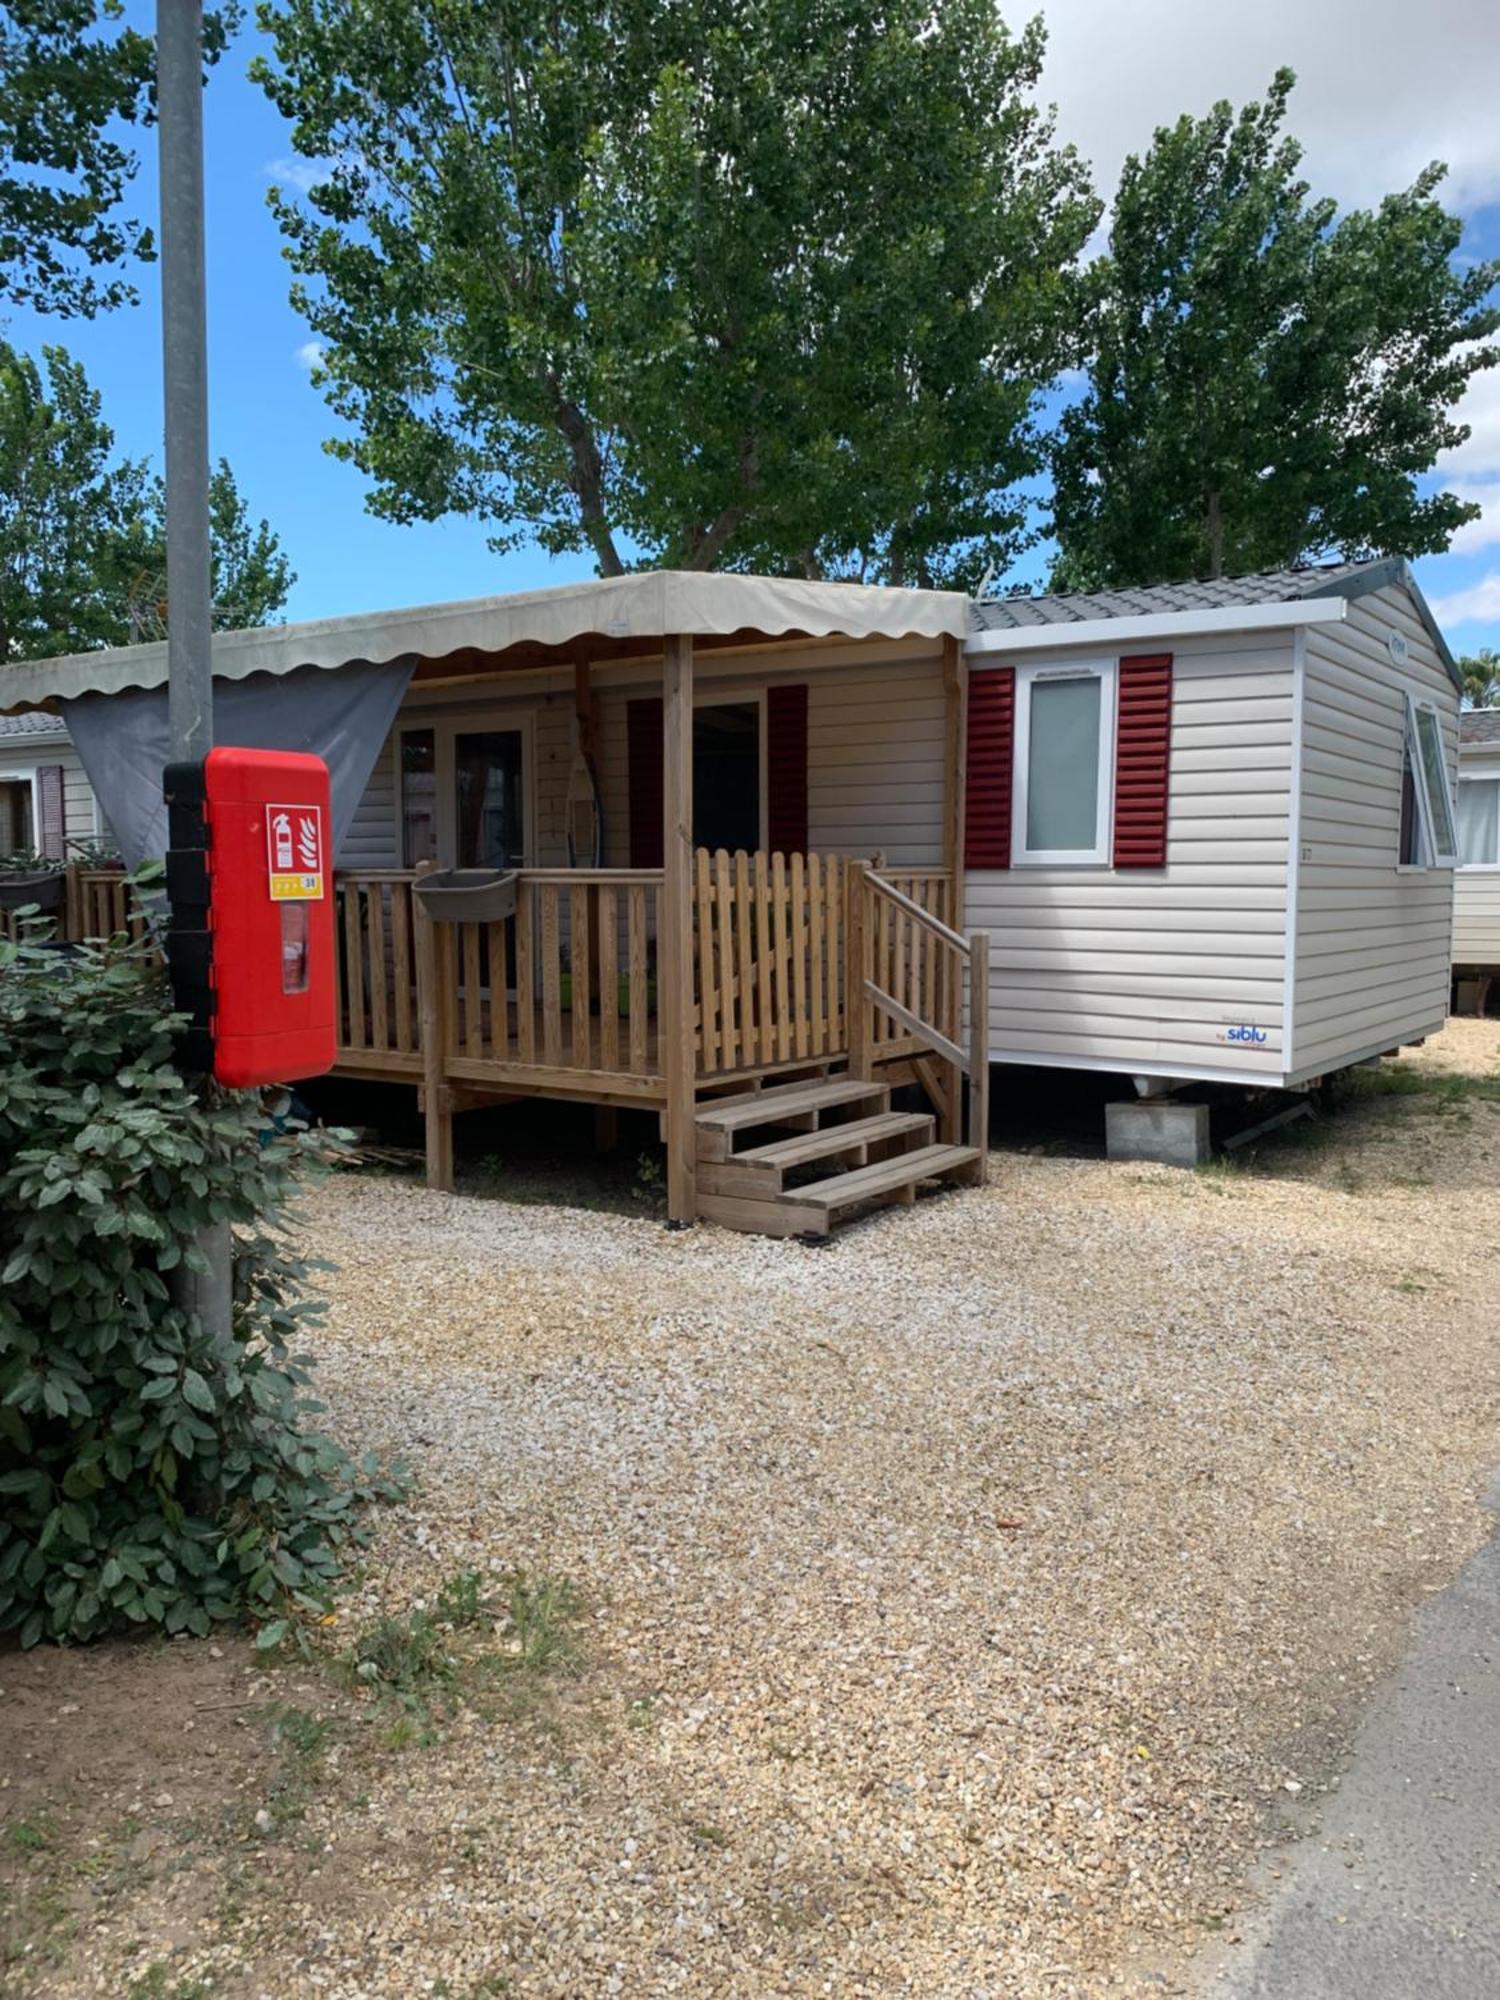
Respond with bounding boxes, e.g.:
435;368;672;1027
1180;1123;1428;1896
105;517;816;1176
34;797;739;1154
546;375;625;577
1205;489;1225;580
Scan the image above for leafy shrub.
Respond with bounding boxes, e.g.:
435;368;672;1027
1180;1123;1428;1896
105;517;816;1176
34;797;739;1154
0;919;401;1649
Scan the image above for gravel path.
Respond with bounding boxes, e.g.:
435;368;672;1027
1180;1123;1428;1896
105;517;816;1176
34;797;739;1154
254;1026;1500;1995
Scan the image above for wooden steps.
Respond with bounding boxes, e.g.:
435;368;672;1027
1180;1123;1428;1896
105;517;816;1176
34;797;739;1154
694;1077;981;1239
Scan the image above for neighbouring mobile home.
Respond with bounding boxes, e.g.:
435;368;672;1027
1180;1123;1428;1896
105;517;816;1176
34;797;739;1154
1455;708;1500;1011
1;557;1461;1229
0;711;109;861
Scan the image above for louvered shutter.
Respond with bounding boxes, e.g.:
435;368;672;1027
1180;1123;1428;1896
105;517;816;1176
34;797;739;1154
36;764;66;861
1112;654;1173;869
627;697;664;867
964;667;1015;869
765;683;808;854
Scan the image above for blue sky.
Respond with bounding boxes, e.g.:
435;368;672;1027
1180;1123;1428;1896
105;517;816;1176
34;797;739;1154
4;1;1500;653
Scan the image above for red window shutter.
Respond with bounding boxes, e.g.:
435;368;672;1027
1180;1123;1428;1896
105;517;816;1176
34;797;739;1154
1113;653;1172;869
766;683;808;854
37;763;67;861
964;667;1015;869
627;698;664;867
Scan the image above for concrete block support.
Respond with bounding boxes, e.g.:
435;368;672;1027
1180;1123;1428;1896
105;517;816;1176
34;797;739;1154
1105;1099;1211;1168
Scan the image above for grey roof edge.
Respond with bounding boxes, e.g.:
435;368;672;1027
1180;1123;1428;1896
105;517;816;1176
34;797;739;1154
1297;557;1461;693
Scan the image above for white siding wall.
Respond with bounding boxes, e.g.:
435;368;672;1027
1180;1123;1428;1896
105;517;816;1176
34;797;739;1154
341;639;948;872
1454;748;1500;966
1290;587;1457;1081
964;634;1295;1081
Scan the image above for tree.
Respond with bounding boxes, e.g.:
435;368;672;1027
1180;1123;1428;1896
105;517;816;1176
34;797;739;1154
1459;648;1500;709
112;459;297;640
0;339;293;659
0;2;233;318
1050;70;1500;589
253;0;1097;586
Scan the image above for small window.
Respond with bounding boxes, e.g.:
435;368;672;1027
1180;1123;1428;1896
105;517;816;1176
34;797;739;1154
1400;697;1457;868
400;729;437;868
1013;664;1115;865
1458;775;1500;867
693;701;761;853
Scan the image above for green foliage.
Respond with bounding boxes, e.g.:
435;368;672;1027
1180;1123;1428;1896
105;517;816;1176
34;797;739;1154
0;921;402;1649
0;339;293;659
1458;649;1500;710
1051;68;1500;588
0;1;236;319
253;0;1097;586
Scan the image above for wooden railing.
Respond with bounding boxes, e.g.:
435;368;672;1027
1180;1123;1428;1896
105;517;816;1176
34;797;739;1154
68;869;149;944
693;849;846;1076
437;869;664;1087
2;867;148;946
849;862;989;1172
336;872;422;1072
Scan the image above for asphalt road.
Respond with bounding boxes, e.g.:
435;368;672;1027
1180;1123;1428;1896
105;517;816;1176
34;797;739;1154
1218;1489;1500;1998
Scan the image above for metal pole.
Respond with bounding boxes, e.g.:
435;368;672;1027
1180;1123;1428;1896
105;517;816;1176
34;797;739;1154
160;0;232;1348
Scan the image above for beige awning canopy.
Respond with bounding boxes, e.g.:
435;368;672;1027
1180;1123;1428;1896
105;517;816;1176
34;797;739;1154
1;570;969;714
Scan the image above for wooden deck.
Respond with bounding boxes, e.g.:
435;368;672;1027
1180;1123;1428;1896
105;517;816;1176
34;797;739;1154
330;856;958;1106
21;853;988;1233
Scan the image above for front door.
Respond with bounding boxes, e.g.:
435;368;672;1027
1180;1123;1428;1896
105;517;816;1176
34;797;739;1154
398;718;533;870
454;728;524;867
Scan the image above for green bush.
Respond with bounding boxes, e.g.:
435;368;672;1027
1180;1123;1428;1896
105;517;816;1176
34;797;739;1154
0;920;401;1649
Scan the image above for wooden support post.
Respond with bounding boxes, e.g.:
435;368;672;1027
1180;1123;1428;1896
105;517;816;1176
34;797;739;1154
846;859;870;1080
968;930;990;1184
941;632;968;1067
413;866;454;1192
594;1104;620;1154
662;634;696;1225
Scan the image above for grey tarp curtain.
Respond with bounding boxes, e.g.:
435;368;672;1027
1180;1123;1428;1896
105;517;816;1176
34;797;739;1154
61;657;414;872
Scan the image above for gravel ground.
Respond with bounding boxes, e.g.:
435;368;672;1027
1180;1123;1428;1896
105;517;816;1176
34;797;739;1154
18;1024;1500;1998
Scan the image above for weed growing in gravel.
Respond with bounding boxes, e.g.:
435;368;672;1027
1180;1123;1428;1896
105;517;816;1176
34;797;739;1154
436;1568;486;1628
124;1966;210;2000
4;1817;51;1855
339;1569;583;1738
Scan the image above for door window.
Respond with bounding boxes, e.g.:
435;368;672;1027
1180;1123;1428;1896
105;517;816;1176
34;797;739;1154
455;729;524;867
693;702;760;853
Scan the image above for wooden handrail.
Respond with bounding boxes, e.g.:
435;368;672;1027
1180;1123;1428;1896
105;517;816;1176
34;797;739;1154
863;868;968;953
852;862;989;1179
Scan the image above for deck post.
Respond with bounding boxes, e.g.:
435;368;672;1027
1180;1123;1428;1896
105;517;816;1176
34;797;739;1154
941;632;968;1129
662;633;696;1225
846;859;870;1080
968;929;990;1183
413;865;454;1192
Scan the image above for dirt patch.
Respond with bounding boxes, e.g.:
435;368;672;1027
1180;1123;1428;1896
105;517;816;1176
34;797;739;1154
5;1023;1500;1998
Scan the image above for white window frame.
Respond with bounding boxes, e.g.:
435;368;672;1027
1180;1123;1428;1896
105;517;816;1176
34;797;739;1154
1400;694;1457;871
1457;767;1500;872
1011;658;1118;867
692;684;768;852
393;708;537;870
0;767;41;855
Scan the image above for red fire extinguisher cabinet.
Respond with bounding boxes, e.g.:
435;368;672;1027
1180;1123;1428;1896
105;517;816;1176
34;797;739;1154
164;747;337;1089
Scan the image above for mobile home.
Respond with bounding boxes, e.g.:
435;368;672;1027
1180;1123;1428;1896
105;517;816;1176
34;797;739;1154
1;557;1460;1230
0;712;107;861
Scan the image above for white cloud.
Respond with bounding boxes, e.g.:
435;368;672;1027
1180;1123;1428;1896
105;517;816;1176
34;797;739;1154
1429;570;1500;626
1437;362;1500;477
1037;0;1500;213
295;340;326;373
266;154;325;195
1443;479;1500;552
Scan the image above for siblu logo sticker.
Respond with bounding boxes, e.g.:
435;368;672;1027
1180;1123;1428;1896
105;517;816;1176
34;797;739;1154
1219;1023;1268;1045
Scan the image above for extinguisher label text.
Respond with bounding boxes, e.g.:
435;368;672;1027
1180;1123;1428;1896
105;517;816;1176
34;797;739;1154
267;804;326;901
